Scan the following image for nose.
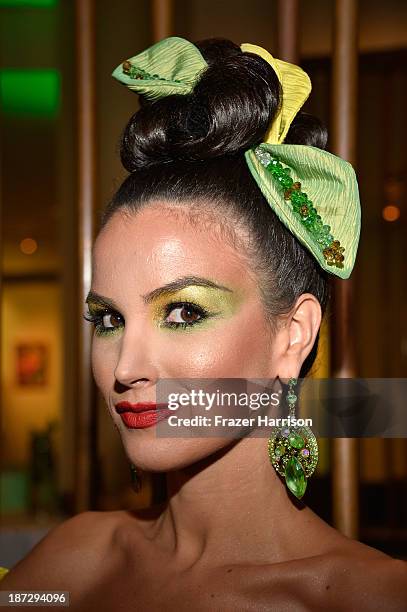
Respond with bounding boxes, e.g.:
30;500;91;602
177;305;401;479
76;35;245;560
114;326;159;389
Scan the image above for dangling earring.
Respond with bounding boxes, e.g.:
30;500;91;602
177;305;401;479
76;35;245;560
267;377;318;499
129;463;142;493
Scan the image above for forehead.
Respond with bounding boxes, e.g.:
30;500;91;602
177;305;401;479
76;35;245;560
92;205;255;293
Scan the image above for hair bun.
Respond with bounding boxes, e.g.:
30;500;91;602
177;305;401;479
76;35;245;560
120;38;282;171
120;38;328;172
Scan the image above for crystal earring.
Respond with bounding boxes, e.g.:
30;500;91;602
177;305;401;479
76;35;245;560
129;463;142;493
267;377;318;499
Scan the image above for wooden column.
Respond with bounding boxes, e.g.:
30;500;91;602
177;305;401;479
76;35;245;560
331;0;359;538
151;0;174;42
0;122;3;466
75;0;98;512
277;0;300;63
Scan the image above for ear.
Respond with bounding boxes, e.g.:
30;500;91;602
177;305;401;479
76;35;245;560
273;293;322;380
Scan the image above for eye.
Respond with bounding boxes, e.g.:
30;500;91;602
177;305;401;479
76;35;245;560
163;302;207;328
101;312;123;329
83;308;124;335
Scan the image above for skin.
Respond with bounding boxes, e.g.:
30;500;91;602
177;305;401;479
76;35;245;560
3;203;407;611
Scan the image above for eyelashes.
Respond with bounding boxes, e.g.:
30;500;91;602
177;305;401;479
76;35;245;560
83;301;212;336
83;309;124;337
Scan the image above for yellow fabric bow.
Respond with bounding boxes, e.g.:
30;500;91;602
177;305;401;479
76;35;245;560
240;43;312;144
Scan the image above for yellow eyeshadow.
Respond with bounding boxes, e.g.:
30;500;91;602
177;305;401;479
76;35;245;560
86;301;106;313
150;286;242;322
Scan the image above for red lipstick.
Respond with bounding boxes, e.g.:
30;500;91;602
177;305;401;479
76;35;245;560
115;401;171;429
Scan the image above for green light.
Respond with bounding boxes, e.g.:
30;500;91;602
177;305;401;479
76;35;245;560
0;470;29;513
0;0;57;7
0;69;60;117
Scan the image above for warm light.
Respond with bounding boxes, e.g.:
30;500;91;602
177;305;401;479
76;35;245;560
382;205;400;222
20;238;38;255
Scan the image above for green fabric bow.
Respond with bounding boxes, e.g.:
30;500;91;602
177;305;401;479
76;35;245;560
112;36;207;100
112;37;361;280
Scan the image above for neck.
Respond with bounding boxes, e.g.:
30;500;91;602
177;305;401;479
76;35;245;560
154;437;317;567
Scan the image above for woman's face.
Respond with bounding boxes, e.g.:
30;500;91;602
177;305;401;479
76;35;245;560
88;204;286;471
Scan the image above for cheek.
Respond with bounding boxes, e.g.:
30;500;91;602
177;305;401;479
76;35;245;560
91;338;118;396
164;310;274;378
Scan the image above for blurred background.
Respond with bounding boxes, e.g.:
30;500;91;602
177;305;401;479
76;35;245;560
0;0;406;568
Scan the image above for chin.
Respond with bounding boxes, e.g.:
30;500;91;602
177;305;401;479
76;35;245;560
120;432;233;472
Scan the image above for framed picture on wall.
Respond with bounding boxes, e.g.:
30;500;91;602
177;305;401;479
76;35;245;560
16;343;48;386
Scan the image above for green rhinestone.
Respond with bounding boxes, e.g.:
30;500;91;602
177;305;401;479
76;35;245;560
273;166;285;177
266;161;281;174
279;176;294;189
275;444;286;458
288;432;305;449
285;457;307;499
287;393;297;404
292;191;307;204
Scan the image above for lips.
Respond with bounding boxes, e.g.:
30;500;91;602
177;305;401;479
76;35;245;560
115;401;171;429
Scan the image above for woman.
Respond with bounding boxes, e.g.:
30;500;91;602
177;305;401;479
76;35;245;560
1;37;406;610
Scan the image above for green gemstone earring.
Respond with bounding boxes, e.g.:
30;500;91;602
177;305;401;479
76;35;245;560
267;377;318;499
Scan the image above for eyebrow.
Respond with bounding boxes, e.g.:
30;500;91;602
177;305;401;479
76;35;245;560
86;276;233;310
85;292;121;311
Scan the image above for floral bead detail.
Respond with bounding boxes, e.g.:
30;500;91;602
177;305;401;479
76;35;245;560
122;61;181;83
254;146;345;269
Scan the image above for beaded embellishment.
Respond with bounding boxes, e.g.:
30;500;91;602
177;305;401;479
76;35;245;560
254;145;345;268
122;60;181;83
268;425;319;482
267;378;318;499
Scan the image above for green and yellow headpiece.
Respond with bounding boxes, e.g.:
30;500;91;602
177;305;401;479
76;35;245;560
112;37;361;280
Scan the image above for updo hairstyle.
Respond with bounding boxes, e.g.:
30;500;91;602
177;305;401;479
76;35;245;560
101;39;330;377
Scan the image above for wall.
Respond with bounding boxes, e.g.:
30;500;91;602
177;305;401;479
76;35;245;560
1;281;61;467
173;0;407;57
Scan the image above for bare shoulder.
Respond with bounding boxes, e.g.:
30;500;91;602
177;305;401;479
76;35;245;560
347;541;407;597
1;510;123;591
316;539;407;611
257;535;407;611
